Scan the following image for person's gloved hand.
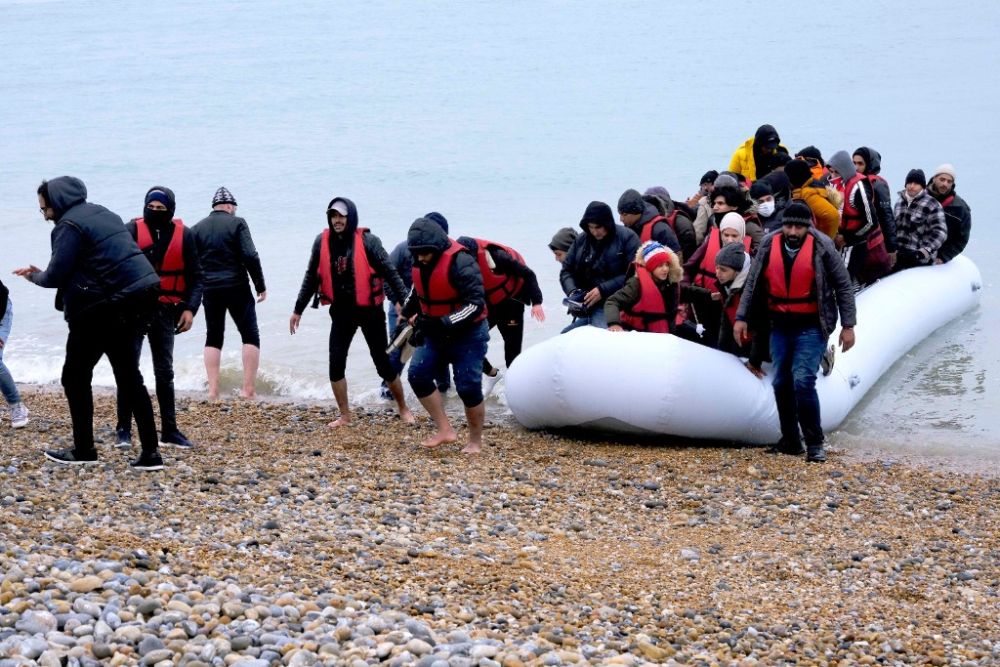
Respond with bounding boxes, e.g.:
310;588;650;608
415;314;447;337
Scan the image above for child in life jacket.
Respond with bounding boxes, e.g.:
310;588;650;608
714;242;767;377
605;242;682;333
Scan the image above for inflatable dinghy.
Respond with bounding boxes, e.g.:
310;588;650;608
505;256;982;444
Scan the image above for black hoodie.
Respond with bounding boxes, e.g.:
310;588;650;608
28;176;160;321
400;218;486;331
560;213;640;302
752;124;787;180
124;186;204;315
293;197;406;315
631;202;681;254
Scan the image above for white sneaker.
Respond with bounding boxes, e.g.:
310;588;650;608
482;370;503;398
10;403;29;429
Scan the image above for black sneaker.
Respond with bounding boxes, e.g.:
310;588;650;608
44;448;98;465
115;427;133;448
806;444;828;463
131;451;164;471
160;431;194;449
768;438;805;456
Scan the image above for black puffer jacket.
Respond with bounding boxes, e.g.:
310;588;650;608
400;218;485;332
28;176;159;321
560;216;640;305
293;197;405;315
191;210;266;292
0;280;8;320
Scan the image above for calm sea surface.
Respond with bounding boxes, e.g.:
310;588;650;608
1;0;997;460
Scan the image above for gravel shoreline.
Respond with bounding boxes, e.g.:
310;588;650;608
1;390;997;666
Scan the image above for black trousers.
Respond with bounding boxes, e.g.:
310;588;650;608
62;296;158;455
116;304;179;436
328;305;397;383
482;298;525;374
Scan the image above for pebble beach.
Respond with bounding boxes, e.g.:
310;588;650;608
1;390;998;666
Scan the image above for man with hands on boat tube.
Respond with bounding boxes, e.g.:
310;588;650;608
734;201;856;464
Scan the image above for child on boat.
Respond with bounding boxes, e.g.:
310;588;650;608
605;242;682;334
714;242;767;377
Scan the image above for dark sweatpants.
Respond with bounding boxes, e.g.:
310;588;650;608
482;298;525;374
329;304;397;383
116;304;180;437
62;296;159;455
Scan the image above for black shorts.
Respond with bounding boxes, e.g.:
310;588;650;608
203;286;260;349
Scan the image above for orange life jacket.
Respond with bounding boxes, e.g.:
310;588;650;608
765;233;819;314
472;238;526;306
317;228;384;307
135;218;186;305
412;241;488;321
694;228;752;288
619;268;672;334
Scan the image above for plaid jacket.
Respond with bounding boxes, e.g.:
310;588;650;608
893;190;947;259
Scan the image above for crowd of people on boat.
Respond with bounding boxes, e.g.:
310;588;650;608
2;125;972;468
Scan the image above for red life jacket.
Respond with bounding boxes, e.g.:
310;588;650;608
720;288;742;327
941;194;955;207
619;268;671;334
840;173;879;236
694;228;752;288
638;212;679;243
472;238;526;306
765;233;819;314
135;218;186;305
317;228;384;307
412;241;488;321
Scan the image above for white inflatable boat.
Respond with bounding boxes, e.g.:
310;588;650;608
505;256;983;444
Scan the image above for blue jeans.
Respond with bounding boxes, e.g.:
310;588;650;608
408;320;489;407
770;324;827;446
561;305;607;334
385;306;450;392
0;301;21;405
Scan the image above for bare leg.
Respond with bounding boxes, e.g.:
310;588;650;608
204;347;222;400
328;379;351;427
387;376;415;424
416;390;457;448
461;401;485;454
241;344;259;398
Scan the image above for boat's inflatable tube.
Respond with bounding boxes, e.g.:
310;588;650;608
506;256;982;443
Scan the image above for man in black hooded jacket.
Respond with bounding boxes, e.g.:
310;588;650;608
401;218;489;453
851;146;899;264
560;201;640;333
114;186;203;450
16;176;164;470
290;197;413;427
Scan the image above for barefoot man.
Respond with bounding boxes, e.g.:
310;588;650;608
401;217;489;453
289;196;413;427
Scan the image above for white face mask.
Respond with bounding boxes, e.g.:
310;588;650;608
757;200;776;217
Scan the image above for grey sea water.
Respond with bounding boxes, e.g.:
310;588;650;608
1;0;996;460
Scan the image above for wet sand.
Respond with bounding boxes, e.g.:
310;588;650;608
0;390;997;666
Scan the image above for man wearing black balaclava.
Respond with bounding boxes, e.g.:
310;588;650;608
116;186;203;450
